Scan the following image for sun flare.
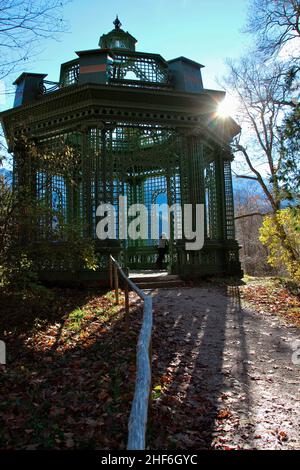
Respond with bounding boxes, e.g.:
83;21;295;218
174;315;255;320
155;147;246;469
217;96;238;118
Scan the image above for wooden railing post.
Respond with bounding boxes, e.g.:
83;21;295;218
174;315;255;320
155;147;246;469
125;281;129;316
114;264;119;305
125;280;130;331
108;255;153;450
127;295;153;450
109;255;113;288
148;337;153;411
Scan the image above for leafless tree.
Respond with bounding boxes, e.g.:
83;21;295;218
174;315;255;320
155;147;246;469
223;55;300;267
0;1;71;172
245;0;300;59
240;0;300;205
225;57;293;211
0;0;71;79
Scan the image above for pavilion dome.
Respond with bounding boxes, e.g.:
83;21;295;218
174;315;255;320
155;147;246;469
99;16;137;51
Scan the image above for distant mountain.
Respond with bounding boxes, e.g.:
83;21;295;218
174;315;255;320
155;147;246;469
233;175;267;204
233;175;293;209
0;168;12;183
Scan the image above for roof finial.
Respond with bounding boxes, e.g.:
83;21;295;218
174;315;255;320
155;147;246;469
113;15;122;30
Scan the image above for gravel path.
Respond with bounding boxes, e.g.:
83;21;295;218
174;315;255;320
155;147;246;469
148;286;300;450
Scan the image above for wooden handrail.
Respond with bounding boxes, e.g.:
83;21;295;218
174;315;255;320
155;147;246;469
109;255;153;450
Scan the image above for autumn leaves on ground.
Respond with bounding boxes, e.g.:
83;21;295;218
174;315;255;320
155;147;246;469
241;277;300;328
0;287;142;449
0;276;299;449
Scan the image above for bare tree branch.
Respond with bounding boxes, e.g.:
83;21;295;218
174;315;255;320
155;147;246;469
234;174;259;181
245;0;300;59
0;0;71;80
234;212;269;220
223;56;297;211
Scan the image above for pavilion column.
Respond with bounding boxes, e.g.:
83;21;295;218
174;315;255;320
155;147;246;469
187;135;205;207
222;151;236;240
88;124;109;210
66;171;78;238
80;124;112;239
179;130;205;240
214;146;227;241
13;137;36;244
127;175;145;247
175;130;205;274
219;148;240;273
80;126;93;238
72;150;82;235
100;124;116;206
100;128;108;204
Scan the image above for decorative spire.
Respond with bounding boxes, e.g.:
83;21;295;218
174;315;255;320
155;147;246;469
99;16;137;50
113;15;122;30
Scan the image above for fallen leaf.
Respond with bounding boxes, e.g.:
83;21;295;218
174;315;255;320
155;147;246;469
217;409;232;420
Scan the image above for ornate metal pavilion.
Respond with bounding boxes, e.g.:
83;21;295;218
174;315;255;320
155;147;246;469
0;17;242;281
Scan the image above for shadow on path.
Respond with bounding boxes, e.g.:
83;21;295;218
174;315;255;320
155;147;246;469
148;285;253;449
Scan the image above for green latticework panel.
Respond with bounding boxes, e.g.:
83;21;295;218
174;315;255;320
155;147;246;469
108;52;169;85
110;125;181;254
204;159;219;239
60;60;79;87
188;138;205;206
35;132;82;239
144;172;167;246
62;124;182;255
16;116;240;276
223;159;235;240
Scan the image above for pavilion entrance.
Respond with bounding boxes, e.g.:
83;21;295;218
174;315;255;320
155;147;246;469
109;124;182;271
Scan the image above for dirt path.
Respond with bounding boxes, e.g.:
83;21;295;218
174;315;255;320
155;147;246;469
148;286;300;450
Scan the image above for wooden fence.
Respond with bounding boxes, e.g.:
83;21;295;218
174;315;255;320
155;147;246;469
109;255;153;450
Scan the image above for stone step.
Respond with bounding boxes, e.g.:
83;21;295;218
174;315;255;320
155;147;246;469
129;274;184;289
129;274;180;283
136;279;185;289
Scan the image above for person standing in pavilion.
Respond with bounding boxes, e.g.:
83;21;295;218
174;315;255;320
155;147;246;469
156;232;169;269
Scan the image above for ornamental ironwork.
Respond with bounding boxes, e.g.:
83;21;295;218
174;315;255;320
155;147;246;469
0;18;242;281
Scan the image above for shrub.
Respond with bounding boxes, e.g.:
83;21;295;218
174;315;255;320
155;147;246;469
259;208;300;283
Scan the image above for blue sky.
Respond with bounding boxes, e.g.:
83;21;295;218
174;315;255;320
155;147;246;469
2;0;251;108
